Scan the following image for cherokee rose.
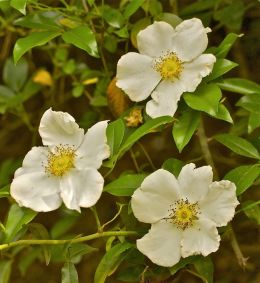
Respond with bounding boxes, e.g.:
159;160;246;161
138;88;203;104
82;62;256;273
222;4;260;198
11;108;110;212
131;164;239;267
116;18;216;118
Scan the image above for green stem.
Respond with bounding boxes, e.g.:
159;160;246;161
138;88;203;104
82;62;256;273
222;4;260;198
90;206;102;232
197;117;219;179
0;231;138;252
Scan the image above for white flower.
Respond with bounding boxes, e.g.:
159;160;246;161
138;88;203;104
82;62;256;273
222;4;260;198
131;164;239;267
10;108;110;212
116;18;216;118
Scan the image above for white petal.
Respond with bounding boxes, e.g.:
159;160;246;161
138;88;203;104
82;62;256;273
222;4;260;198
178;163;213;202
172;18;211;62
116;52;161;101
60;168;104;211
146;80;184;118
181;217;220;257
14;146;48;177
180;54;216;92
137;21;175;57
137;222;182;267
200;180;239;227
39;108;84;148
131;169;180;223
10;171;61;212
76;121;110;170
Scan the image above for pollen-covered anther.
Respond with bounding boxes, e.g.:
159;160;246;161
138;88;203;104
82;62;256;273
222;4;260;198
45;145;76;177
153;51;183;81
168;198;200;230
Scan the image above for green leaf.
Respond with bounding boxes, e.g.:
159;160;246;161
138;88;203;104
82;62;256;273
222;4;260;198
10;0;27;14
156;13;182;28
102;5;124;28
0;185;10;199
3;58;28;92
14;11;61;30
121;116;173;154
104;174;147;196
236;93;260;114
4;204;37;243
242;201;260;224
162;158;184;177
106;119;125;157
62;26;99;57
214;33;241;58
248;112;260;133
217;78;260;95
207;59;238;81
224;165;260;195
180;0;214;16
214;133;260;159
0;260;12;283
104;116;173;168
51;214;79;239
184;84;222;116
209;104;233;123
13;30;61;64
214;0;245;31
0;86;16;114
172;109;200;152
66;243;98;264
61;262;79;283
169;255;200;275
94;242;133;283
194;256;213;283
123;0;145;18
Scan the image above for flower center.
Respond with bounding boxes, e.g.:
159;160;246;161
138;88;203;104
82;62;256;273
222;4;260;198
167;199;200;230
45;145;76;177
153;51;183;81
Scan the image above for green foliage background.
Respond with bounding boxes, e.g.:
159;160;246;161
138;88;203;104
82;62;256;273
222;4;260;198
0;0;260;282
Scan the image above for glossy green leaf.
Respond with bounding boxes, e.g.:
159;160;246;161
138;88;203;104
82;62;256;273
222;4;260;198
194;256;213;283
104;116;173;168
102;5;124;28
13;30;61;64
67;243;98;264
248;112;260;133
10;0;27;14
94;242;133;283
215;133;260;159
184;84;222;116
207;59;238;81
123;0;145;18
0;260;12;283
162;158;184;177
180;0;214;16
217;78;260;95
214;33;241;58
106;119;125;157
51;214;79;239
104;174;147;196
236;93;260;114
224;165;260;195
4;204;37;243
156;13;182;28
14;11;61;30
61;262;79;283
208;104;233;123
62;26;99;57
173;109;200;152
3;58;28;92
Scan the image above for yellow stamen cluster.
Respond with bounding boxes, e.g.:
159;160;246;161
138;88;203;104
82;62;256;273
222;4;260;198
166;198;200;230
45;145;76;177
153;51;183;81
124;108;143;127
